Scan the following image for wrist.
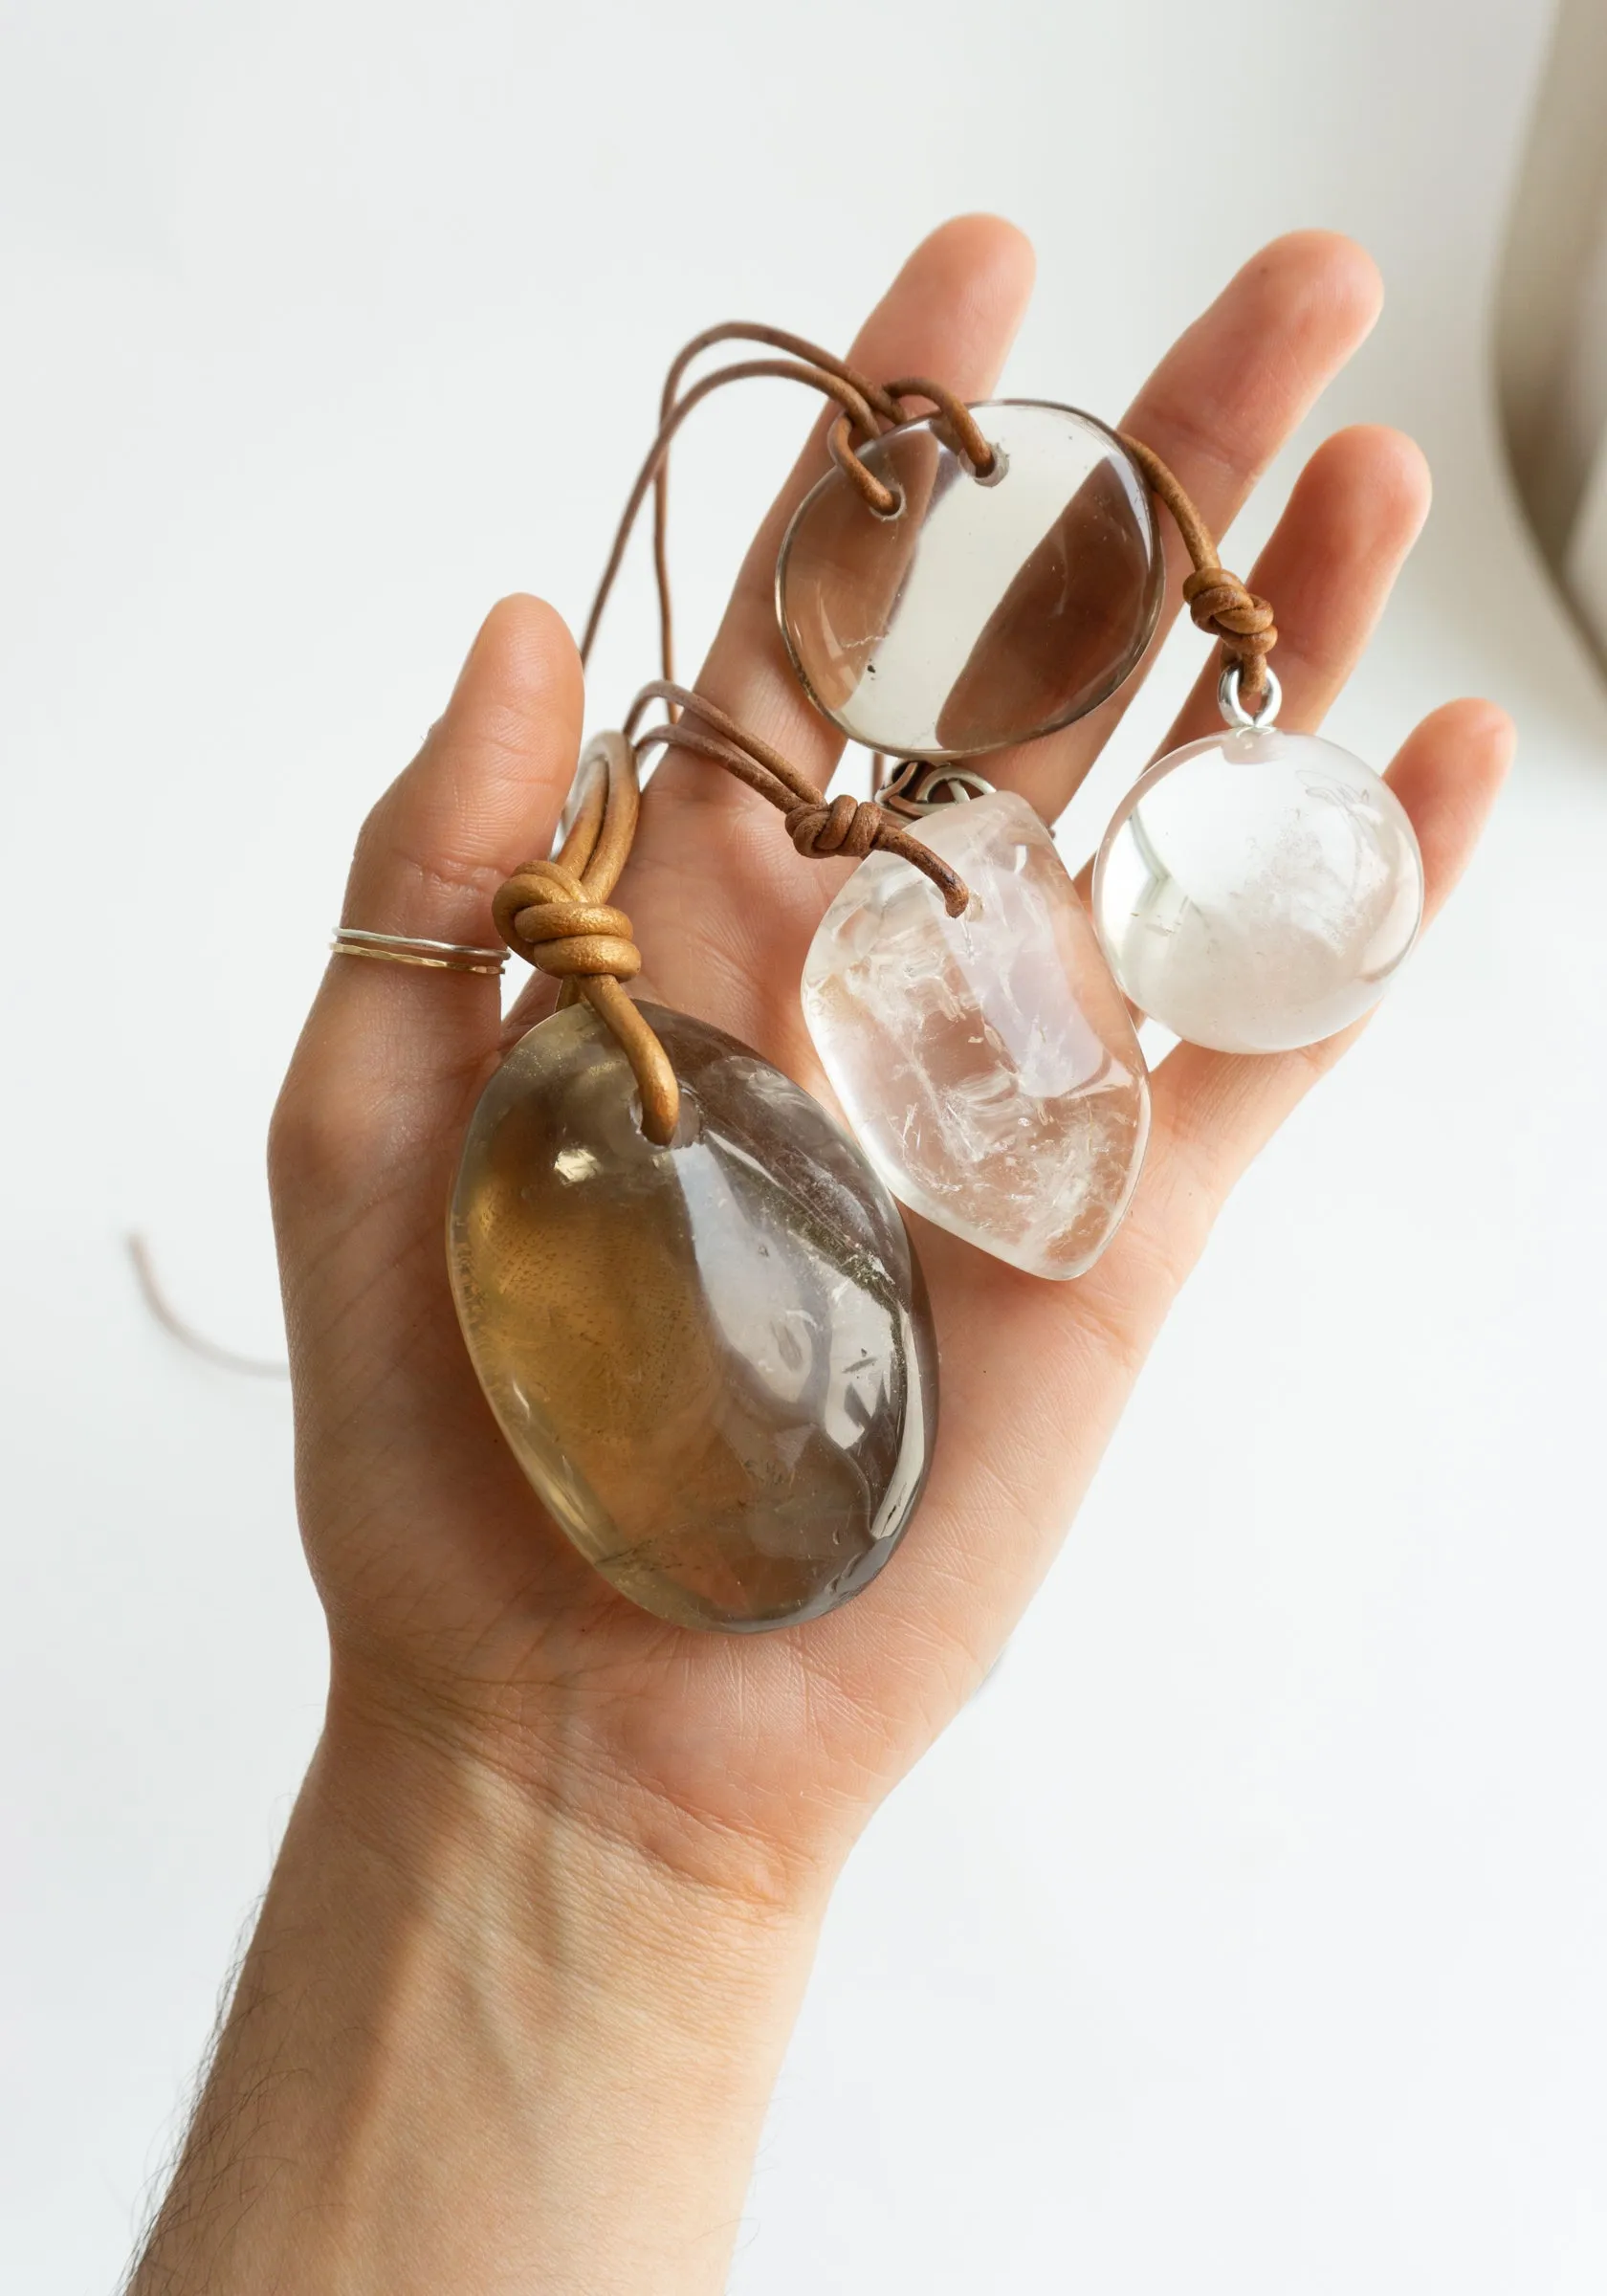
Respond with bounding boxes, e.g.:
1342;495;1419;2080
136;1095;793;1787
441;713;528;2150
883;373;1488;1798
319;1656;830;2020
313;1677;825;2289
323;1637;840;1916
135;1668;826;2295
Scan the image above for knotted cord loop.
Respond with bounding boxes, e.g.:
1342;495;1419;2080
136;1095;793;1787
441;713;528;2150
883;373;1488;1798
493;733;680;1144
492;857;642;982
1118;430;1279;697
822;378;999;518
649;322;907;683
1181;566;1277;674
627;681;972;917
881;376;996;475
826;414;901;514
490;701;969;1146
587;335;904;673
600;325;1007;682
785;792;884;860
489;326;1289;1146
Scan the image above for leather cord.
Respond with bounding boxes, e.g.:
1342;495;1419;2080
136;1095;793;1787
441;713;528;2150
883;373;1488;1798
493;324;1281;1141
581;357;893;667
1118;432;1278;697
494;731;681;1142
650;322;904;690
588;321;997;683
493;695;967;1145
625;680;970;916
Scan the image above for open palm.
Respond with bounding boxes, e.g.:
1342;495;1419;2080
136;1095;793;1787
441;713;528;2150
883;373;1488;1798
271;216;1509;1903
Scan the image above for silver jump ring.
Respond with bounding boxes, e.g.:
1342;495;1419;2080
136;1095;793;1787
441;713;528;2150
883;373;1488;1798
1217;661;1283;731
331;926;507;976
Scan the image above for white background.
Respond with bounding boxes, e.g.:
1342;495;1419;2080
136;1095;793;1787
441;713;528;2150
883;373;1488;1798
4;2;1605;2289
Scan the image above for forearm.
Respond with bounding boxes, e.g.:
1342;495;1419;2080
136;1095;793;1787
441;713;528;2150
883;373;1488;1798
130;1688;825;2295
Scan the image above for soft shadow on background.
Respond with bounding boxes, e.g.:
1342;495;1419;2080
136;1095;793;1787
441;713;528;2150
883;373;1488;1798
3;3;1605;2290
1497;0;1607;668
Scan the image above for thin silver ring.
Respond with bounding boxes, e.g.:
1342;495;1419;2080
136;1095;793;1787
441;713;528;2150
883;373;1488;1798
1217;661;1283;731
331;926;507;975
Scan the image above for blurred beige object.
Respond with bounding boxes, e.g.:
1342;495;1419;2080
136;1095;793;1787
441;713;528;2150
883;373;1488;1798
1498;0;1607;660
1569;417;1607;649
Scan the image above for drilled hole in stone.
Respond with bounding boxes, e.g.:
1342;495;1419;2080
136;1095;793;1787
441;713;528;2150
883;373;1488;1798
633;1083;703;1150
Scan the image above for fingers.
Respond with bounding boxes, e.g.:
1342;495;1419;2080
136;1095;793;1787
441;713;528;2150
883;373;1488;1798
1157;424;1431;743
342;594;584;949
1061;421;1499;1355
1121;696;1515;1309
275;596;583;1170
1069;423;1432;915
816;696;1511;1711
618;215;1036;1058
1376;698;1514;912
627;218;1033;826
687;212;1036;769
998;231;1385;822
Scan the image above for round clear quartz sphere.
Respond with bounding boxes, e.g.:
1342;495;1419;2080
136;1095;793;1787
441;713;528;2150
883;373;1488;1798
1091;727;1424;1054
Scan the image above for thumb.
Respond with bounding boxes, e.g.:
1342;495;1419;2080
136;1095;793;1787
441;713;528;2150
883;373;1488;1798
272;594;584;1213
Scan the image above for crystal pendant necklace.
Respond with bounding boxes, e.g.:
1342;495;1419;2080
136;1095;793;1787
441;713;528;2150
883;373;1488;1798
803;767;1150;1281
1092;665;1423;1051
449;732;937;1633
445;320;1423;1631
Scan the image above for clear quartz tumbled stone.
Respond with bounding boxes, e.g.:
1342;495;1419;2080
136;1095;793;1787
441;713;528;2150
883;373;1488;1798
1091;727;1424;1053
802;788;1150;1280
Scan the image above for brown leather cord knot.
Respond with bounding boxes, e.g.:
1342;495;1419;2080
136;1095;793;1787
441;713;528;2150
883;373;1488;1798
491;701;971;1151
494;732;680;1144
487;323;1288;1153
785;792;884;860
492;857;642;982
1181;566;1277;695
1118;430;1280;698
625;679;972;917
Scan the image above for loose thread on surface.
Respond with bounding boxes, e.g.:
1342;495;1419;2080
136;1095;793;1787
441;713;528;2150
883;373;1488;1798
127;1235;290;1380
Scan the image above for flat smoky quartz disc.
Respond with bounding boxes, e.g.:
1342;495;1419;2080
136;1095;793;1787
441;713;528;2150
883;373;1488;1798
449;1000;937;1632
776;400;1163;762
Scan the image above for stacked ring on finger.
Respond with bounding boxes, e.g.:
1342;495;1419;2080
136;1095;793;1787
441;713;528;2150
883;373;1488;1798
331;927;508;975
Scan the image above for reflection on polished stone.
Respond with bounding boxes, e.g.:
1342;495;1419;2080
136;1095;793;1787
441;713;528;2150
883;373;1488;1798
1092;728;1424;1052
804;790;1150;1279
449;1001;936;1631
778;400;1163;762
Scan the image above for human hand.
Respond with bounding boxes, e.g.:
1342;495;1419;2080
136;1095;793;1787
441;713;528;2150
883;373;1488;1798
128;212;1516;2296
270;215;1510;1916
